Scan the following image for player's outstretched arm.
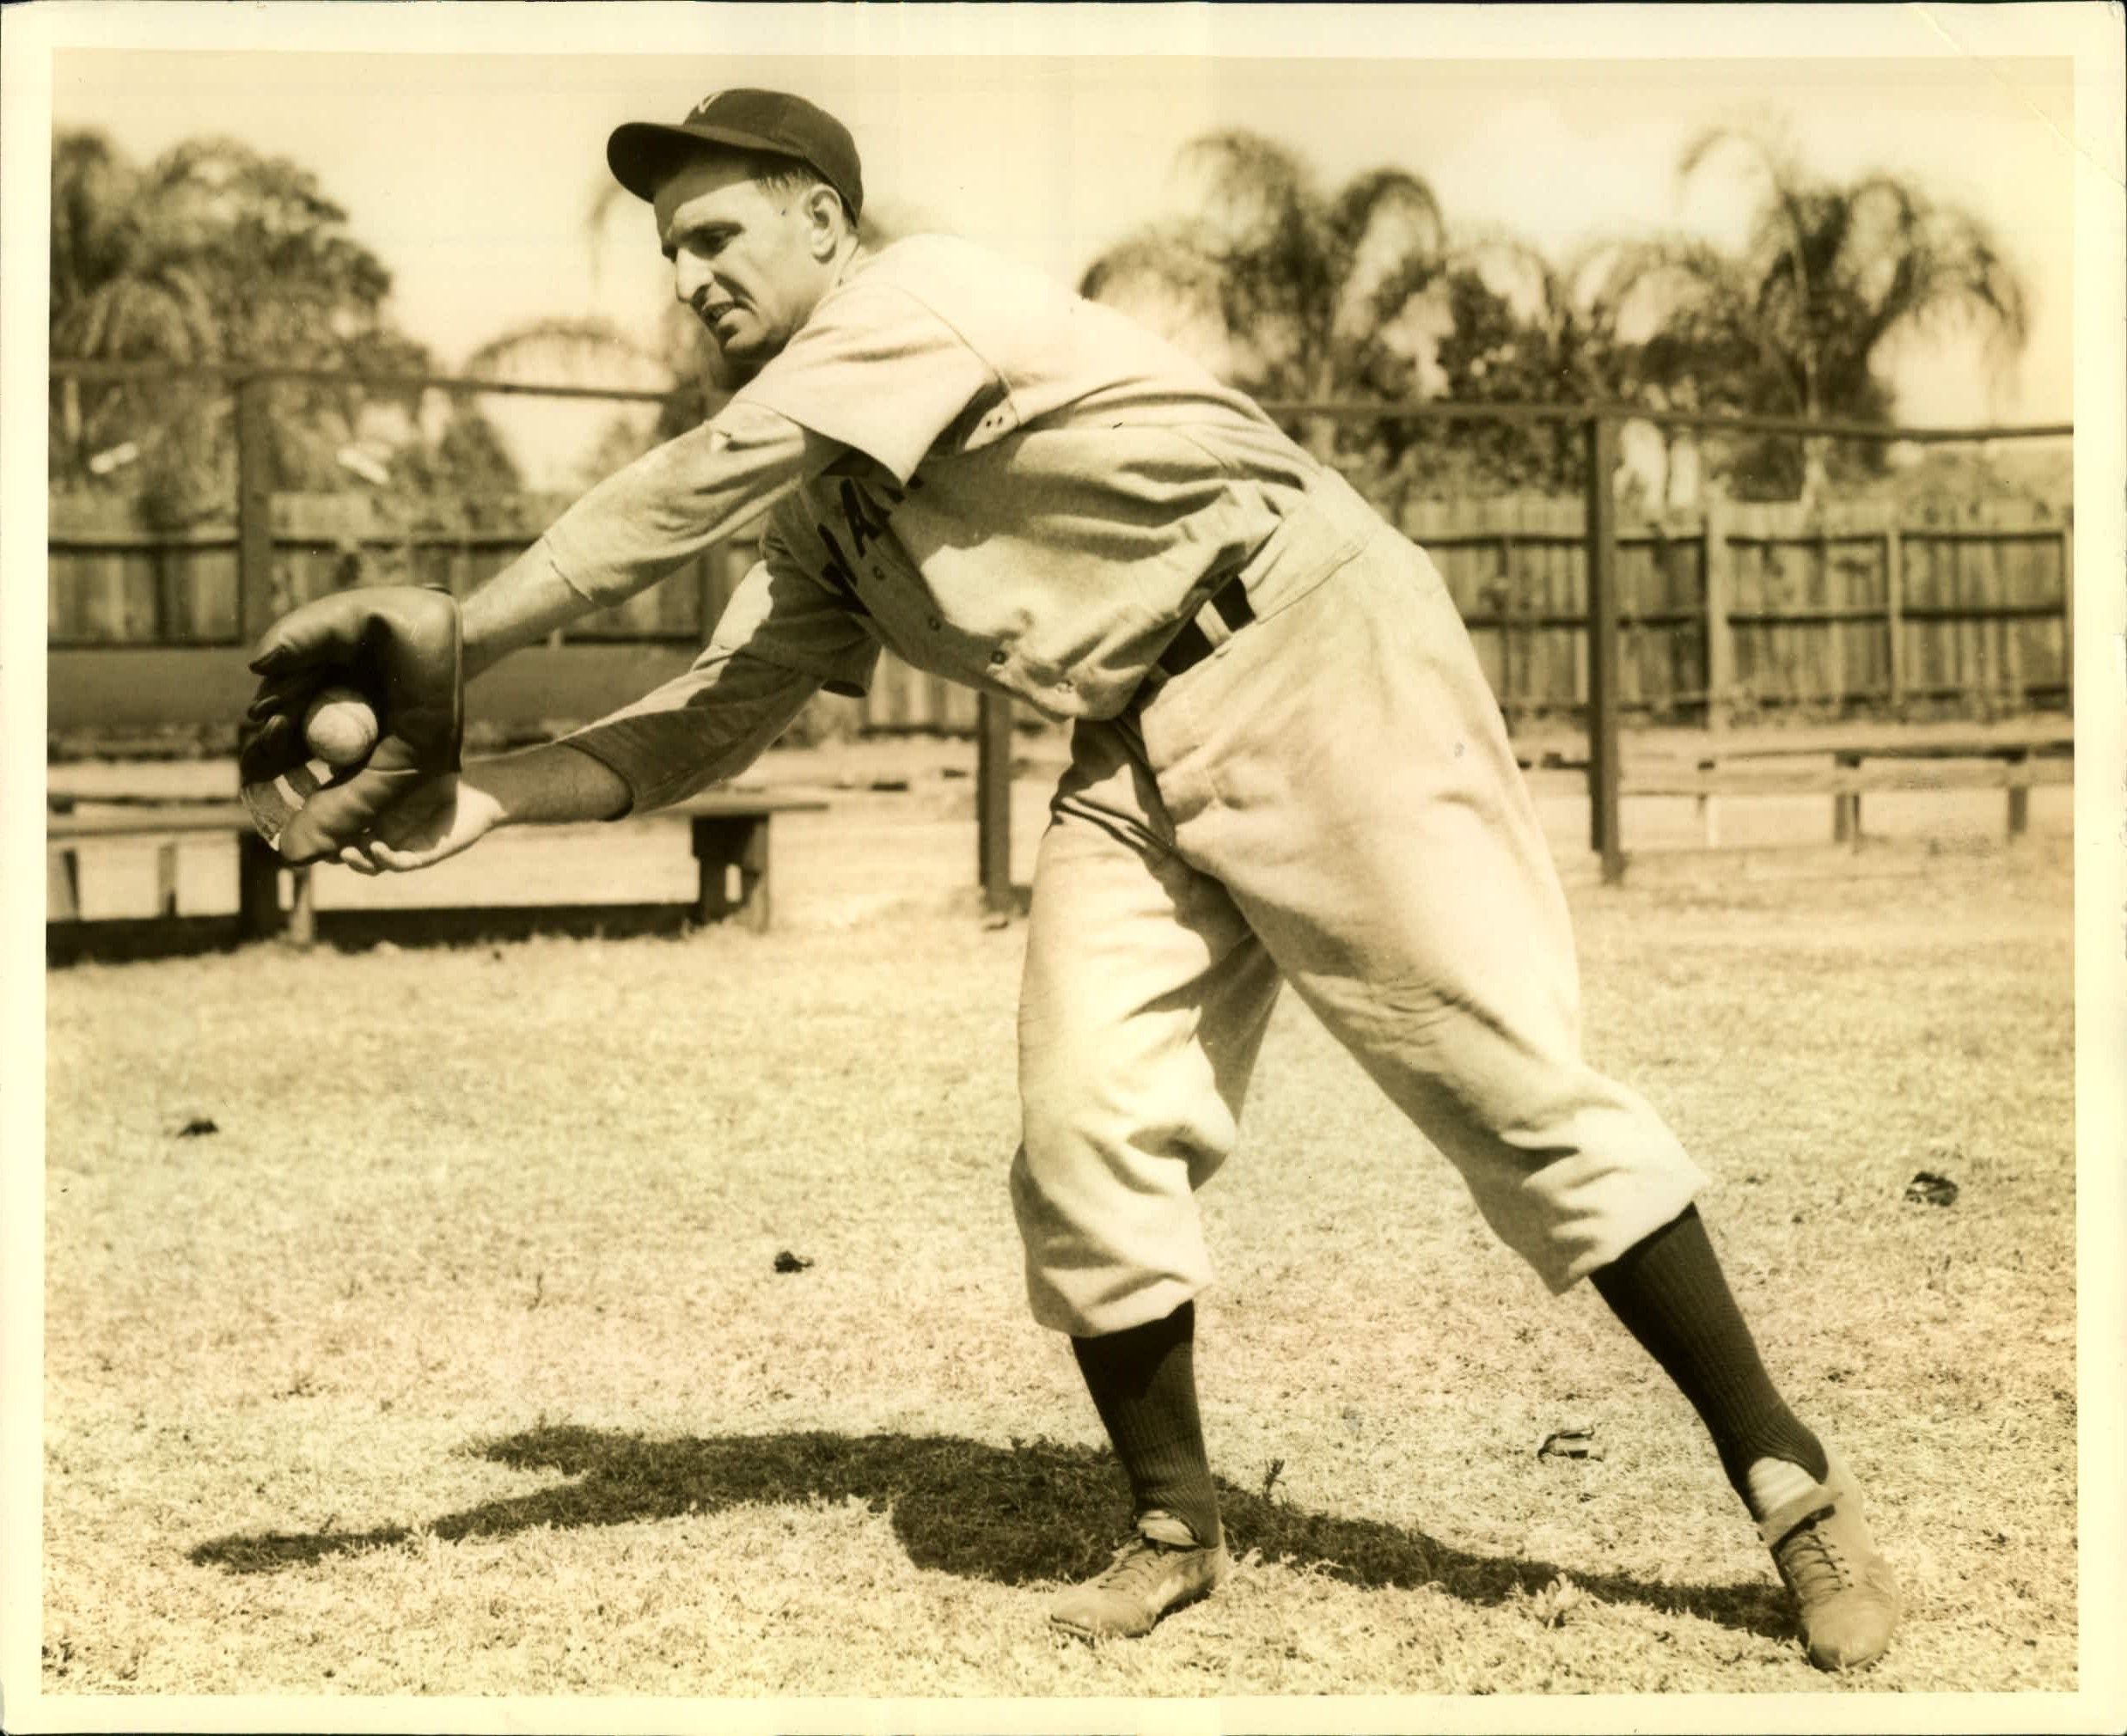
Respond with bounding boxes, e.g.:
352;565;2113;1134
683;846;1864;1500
459;404;822;679
341;743;629;875
242;406;825;864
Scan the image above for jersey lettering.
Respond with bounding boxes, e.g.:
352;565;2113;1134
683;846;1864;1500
815;524;866;614
838;479;892;557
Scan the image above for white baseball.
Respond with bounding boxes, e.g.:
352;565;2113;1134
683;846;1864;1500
302;685;381;768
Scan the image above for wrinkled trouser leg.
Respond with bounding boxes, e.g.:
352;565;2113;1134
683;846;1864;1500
1012;524;1708;1331
1010;721;1281;1336
1151;528;1708;1290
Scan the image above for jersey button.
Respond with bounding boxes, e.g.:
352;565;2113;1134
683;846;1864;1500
987;649;1008;665
927;615;942;631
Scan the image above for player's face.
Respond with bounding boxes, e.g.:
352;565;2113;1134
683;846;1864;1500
654;156;840;367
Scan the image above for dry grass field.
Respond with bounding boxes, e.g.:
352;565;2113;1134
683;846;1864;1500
40;759;2077;1707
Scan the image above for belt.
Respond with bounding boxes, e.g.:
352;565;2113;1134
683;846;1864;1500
1150;571;1256;687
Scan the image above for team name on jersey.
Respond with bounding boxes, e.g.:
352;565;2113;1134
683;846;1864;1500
810;472;919;616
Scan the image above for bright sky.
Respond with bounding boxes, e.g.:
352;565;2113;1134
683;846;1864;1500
41;18;2082;440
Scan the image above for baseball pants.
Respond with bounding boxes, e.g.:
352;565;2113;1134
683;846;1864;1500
1010;507;1709;1336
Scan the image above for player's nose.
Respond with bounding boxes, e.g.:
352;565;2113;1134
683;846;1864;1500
671;254;712;304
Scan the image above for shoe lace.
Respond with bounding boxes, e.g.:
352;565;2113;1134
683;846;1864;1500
1091;1534;1185;1592
1779;1507;1855;1603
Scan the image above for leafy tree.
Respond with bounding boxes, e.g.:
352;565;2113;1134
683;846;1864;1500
384;401;525;500
49;131;220;500
1078;131;1604;499
48;129;457;522
1390;236;1632;498
1578;124;2031;503
1080;131;1449;459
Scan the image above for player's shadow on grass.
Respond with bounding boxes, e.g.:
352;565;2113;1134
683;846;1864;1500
190;1422;1790;1641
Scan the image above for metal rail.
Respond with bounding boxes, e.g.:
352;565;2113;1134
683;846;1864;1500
49;357;692;406
1256;396;2071;446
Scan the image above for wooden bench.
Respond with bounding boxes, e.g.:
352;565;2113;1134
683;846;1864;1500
675;792;828;932
1619;736;2073;851
46;790;825;963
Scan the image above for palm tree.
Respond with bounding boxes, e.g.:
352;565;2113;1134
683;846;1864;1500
1580;122;2030;504
1079;131;1449;458
48;131;219;481
49;130;440;520
152;138;429;497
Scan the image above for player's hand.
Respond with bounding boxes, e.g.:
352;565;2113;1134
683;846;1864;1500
337;774;504;876
238;585;464;864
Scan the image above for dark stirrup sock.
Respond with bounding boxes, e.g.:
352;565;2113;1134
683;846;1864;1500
1590;1206;1829;1504
1071;1300;1223;1549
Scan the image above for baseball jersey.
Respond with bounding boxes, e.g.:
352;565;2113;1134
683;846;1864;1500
549;234;1357;810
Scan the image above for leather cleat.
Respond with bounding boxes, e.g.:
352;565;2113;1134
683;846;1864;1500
1049;1511;1231;1640
1757;1452;1902;1671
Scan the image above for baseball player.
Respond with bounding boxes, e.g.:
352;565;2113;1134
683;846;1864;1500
240;89;1900;1669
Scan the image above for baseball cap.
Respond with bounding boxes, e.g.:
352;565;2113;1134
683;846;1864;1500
607;89;863;217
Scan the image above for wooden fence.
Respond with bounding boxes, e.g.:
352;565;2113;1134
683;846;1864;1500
49;486;2070;741
1400;492;2071;723
47;492;980;737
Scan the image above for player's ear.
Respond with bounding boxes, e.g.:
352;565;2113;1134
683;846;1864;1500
803;182;844;259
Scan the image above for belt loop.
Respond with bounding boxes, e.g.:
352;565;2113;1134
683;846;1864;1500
1150;568;1256;688
1206;571;1255;637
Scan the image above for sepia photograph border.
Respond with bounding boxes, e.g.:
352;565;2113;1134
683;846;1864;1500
4;4;2122;1733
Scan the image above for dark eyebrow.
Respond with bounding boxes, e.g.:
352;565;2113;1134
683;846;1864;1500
661;218;737;262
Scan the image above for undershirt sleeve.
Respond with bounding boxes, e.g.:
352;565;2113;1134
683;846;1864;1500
555;528;879;815
557;645;822;816
730;278;1002;486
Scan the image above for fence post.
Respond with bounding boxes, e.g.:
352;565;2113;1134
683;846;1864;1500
236;832;284;944
1496;521;1517;730
150;540;174;643
1819;526;1845;710
235;373;276;643
1702;488;1733;731
1885;512;1904;715
1586;411;1624;884
976;691;1014;914
285;866;317;950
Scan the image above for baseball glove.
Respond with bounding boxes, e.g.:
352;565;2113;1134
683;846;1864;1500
238;585;464;863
